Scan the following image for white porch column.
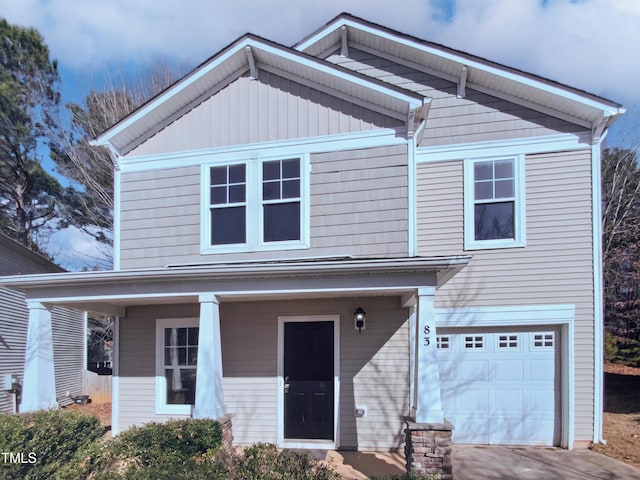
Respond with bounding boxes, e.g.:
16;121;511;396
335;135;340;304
21;302;58;412
412;287;444;423
193;294;226;419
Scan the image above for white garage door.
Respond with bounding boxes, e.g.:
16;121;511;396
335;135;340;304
438;330;559;445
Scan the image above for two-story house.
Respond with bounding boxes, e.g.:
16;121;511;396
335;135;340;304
0;14;623;451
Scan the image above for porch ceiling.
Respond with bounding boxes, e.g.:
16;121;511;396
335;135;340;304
0;256;470;316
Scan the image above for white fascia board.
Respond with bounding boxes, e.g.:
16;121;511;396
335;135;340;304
416;131;592;163
435;304;575;328
118;128;406;173
255;41;424;109
94;36;424;154
93;41;248;148
298;18;624;116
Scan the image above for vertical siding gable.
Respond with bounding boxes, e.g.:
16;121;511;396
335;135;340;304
327;49;587;146
127;71;402;157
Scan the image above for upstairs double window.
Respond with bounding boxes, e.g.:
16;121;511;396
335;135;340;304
464;155;525;250
203;155;308;253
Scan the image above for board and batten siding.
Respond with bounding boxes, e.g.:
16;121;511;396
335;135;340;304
416;149;595;441
127;71;401;158
118;144;408;269
117;297;409;450
327;49;586;147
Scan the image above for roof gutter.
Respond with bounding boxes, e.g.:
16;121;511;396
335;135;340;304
0;256;471;291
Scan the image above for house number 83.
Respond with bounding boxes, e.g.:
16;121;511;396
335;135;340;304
423;325;431;347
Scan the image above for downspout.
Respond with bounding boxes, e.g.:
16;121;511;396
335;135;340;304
591;125;607;445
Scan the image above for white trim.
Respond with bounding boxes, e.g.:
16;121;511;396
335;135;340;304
118;129;406;173
155;317;199;415
296;18;623;116
416;132;592;164
592;138;605;445
407;136;417;256
277;315;340;450
200;154;310;255
113;169;121;270
463;154;526;250
435;304;575;327
435;303;575;449
112;316;120;435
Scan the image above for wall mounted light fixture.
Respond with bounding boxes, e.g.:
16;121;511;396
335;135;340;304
354;307;366;333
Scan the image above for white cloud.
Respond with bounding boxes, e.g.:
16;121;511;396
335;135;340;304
0;0;635;105
46;225;111;271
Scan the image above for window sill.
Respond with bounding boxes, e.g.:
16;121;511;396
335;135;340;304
201;240;310;255
464;238;526;251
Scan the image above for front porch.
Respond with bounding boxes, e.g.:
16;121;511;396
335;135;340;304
1;256;469;453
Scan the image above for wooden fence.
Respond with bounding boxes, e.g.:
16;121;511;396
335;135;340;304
82;369;112;404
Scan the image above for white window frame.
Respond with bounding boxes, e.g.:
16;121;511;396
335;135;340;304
201;153;310;254
155;317;199;415
463;154;526;250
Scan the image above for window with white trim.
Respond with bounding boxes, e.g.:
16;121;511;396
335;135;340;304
202;155;309;253
210;163;246;245
262;159;301;242
156;318;199;414
464;155;525;250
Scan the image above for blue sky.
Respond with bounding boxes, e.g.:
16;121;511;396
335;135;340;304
1;0;638;269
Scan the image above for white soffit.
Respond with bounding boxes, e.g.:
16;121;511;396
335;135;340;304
93;35;426;156
295;15;625;129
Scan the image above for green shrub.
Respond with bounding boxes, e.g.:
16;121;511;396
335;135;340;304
231;443;340;480
109;418;223;468
67;418;224;480
605;330;619;362
0;409;104;480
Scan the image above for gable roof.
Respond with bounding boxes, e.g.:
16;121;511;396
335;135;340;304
295;13;624;136
93;34;428;157
0;233;65;275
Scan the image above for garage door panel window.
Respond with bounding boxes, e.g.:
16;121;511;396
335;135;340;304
463;335;485;350
532;332;555;349
497;334;519;350
436;336;450;350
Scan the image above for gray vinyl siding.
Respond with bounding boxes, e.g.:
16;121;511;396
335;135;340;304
51;307;85;406
0;237;81;412
416;149;595;441
0;287;28;413
327;49;586;146
0;289;83;412
117;297;409;450
128;71;401;158
118;144;408;269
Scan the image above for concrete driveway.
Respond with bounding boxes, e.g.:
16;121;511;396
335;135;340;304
330;445;640;479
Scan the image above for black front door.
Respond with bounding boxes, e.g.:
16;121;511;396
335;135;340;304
284;321;334;440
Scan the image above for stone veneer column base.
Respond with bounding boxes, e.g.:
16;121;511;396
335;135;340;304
404;417;454;479
218;415;234;448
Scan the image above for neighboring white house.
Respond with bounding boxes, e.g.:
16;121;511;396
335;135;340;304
0;233;85;413
0;14;624;450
